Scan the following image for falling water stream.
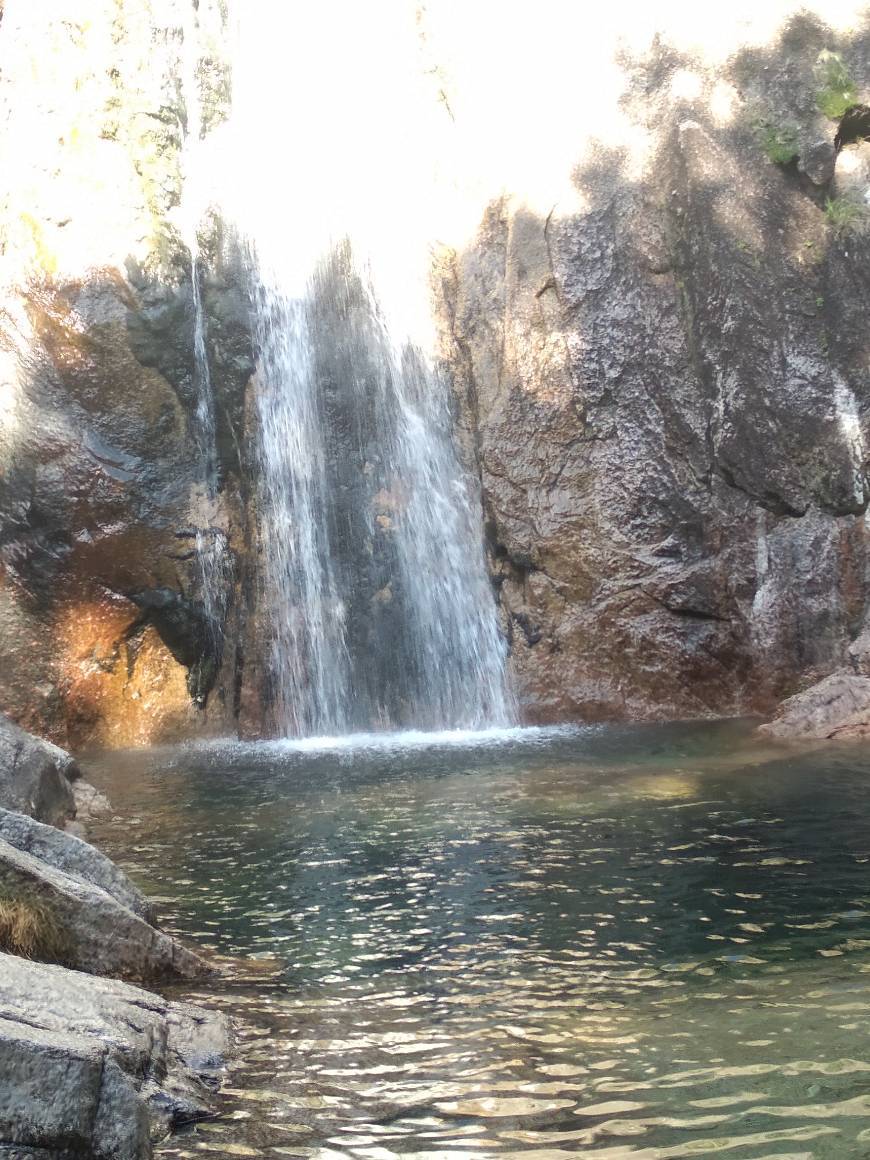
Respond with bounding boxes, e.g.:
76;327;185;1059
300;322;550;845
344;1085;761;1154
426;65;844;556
180;3;229;648
224;2;511;737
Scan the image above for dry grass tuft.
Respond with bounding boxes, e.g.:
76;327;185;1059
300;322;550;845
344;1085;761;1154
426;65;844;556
0;895;68;962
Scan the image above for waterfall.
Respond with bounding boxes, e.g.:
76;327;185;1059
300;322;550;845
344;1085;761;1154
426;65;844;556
179;2;229;651
225;1;513;736
248;274;352;736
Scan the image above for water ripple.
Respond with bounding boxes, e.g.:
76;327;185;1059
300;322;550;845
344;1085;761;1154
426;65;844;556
85;721;870;1159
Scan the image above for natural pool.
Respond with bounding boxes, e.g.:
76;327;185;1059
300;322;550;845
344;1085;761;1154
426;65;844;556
84;721;870;1159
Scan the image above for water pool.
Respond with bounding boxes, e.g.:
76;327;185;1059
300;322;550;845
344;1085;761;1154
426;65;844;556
83;720;870;1158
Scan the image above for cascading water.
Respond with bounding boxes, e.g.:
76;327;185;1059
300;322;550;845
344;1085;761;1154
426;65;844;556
179;2;229;651
224;2;513;736
247;275;351;737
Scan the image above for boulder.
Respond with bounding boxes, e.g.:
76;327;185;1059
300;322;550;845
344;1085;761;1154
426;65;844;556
758;670;870;740
0;715;77;827
0;952;227;1159
70;778;111;822
0;837;210;984
832;138;870;205
0;807;151;920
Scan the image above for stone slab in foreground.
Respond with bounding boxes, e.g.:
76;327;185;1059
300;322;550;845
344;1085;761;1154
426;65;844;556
0;952;227;1160
0;836;210;984
758;670;870;740
0;806;151;920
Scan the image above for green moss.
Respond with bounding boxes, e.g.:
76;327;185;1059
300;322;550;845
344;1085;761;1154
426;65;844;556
816;51;858;119
760;123;799;166
824;195;868;237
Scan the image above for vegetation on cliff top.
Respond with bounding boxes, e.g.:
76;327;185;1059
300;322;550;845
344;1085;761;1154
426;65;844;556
816;50;858;119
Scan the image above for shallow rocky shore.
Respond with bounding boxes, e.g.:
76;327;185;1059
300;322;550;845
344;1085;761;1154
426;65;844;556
0;713;228;1159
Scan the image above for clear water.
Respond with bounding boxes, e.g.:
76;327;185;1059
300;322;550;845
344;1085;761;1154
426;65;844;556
83;722;870;1158
225;4;512;737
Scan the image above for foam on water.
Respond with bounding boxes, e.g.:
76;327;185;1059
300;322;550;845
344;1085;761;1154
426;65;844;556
186;723;583;761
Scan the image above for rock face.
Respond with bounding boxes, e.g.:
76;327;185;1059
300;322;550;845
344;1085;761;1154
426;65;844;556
437;14;870;722
0;952;227;1159
0;1;252;749
0;714;77;827
759;670;870;739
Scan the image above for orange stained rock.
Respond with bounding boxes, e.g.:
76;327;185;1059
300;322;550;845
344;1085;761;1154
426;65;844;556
56;598;193;749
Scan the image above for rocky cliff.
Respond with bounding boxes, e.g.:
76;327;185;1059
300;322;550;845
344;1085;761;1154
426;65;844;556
2;3;870;743
437;11;870;722
0;0;252;747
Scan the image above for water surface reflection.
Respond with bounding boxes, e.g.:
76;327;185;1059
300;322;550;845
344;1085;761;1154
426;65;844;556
84;721;870;1158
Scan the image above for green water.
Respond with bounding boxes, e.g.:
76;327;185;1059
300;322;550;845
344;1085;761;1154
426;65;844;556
84;721;870;1159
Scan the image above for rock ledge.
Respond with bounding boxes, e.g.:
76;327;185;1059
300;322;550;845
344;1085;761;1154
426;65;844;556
0;953;227;1159
758;670;870;740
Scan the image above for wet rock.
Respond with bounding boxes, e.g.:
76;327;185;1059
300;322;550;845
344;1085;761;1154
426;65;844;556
0;3;248;749
0;837;210;984
438;19;870;724
0;807;151;920
0;715;77;827
758;670;870;739
127;587;220;709
0;952;227;1159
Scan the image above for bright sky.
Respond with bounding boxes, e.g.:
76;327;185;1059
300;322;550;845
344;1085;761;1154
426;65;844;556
217;0;866;353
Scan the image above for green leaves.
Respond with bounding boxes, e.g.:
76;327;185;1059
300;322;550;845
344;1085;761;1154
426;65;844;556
816;51;858;120
824;195;868;238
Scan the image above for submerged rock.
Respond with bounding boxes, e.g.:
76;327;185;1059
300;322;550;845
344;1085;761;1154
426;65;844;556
69;777;112;826
0;714;77;827
758;670;870;740
0;952;227;1159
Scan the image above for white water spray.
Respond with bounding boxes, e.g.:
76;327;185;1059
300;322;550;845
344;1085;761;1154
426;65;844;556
224;1;512;735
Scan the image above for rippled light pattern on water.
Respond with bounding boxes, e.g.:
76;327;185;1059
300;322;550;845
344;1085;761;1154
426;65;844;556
86;722;870;1158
